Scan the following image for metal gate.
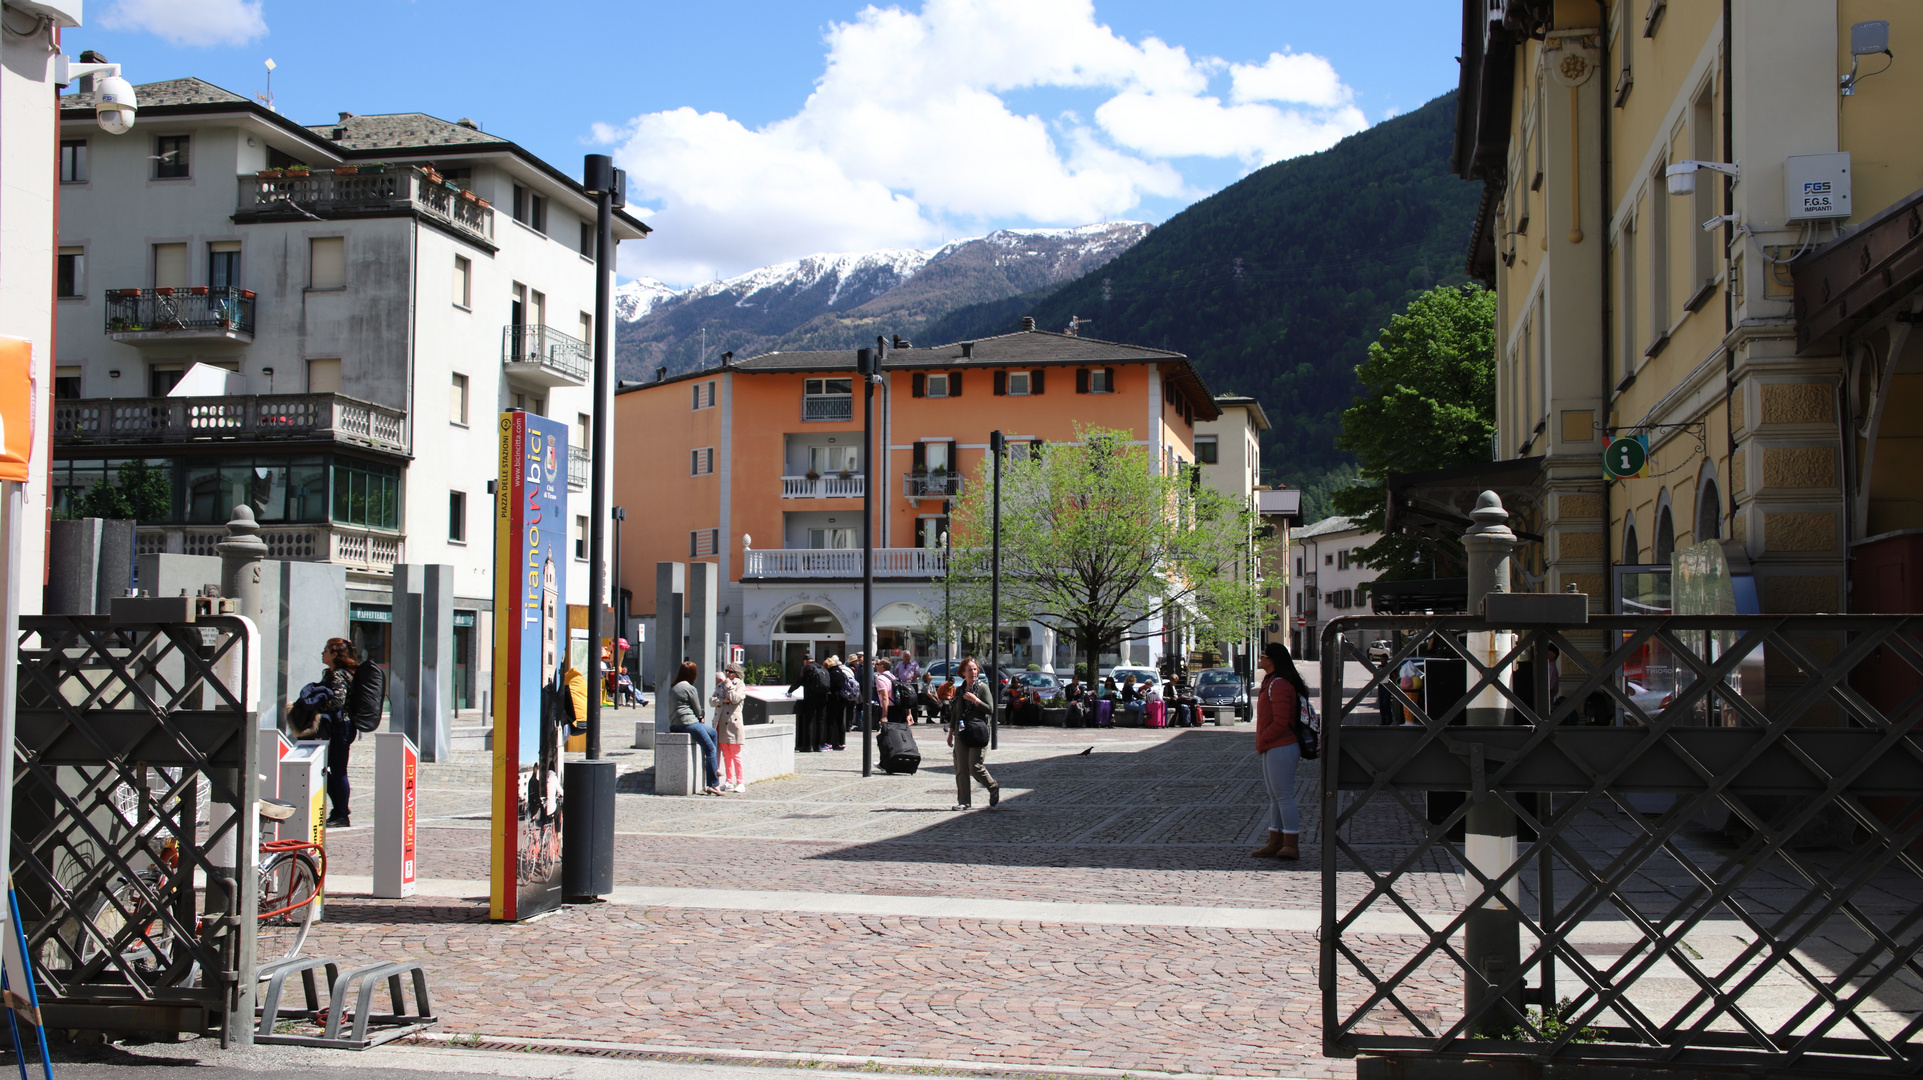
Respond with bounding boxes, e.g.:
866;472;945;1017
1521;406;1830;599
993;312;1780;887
1320;613;1923;1077
11;613;258;1041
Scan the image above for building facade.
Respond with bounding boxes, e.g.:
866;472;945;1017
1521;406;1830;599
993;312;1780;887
51;77;646;705
1290;515;1380;659
611;326;1219;679
1195;394;1270;672
1455;0;1923;617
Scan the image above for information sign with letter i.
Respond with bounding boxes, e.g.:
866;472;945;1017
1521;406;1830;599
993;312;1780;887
1604;434;1650;480
490;410;570;921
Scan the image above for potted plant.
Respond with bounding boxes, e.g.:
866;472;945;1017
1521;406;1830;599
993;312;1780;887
804;468;820;481
421;167;442;183
285;165;311;178
257;168;284;178
360;162;389;174
838;468;853;480
333;165;359;175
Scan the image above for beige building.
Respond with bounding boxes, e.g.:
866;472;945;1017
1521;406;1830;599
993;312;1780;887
1455;0;1923;617
1290;515;1381;660
1194;394;1270;672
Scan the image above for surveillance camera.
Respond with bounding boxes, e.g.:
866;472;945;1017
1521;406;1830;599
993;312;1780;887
94;74;137;134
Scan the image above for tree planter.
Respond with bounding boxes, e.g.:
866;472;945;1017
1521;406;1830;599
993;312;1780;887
1042;708;1068;727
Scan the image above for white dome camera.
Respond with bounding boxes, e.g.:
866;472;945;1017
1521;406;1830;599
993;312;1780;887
94;74;137;134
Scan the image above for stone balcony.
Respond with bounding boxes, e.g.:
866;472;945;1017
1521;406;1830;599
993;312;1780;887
53;392;408;457
742;546;946;579
134;522;403;575
234;166;495;248
781;474;864;499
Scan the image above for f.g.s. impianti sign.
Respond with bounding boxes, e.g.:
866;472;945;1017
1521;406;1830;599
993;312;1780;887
491;410;569;921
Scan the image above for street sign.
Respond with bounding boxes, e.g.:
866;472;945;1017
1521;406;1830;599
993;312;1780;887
1604;434;1650;479
1296;616;1307;628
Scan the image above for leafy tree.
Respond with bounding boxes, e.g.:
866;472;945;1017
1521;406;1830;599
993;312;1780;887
939;427;1268;684
67;458;173;522
1330;284;1497;579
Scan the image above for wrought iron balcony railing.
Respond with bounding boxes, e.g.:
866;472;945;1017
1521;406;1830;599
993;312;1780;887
235;166;495;246
568;445;589;489
104;286;255;340
502;324;591;385
902;471;962;499
801;394;853;422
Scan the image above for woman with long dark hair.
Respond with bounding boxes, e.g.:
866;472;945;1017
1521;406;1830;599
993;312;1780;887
319;638;358;828
668;661;724;795
1252;641;1310;859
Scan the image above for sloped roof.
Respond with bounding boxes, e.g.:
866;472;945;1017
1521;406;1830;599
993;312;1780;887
60;76;247;109
730;329;1185;373
1294;515;1367;540
308;113;502;151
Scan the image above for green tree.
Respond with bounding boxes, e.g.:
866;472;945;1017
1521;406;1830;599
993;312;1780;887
940;427;1268;684
66;458;173;522
1331;284;1497;579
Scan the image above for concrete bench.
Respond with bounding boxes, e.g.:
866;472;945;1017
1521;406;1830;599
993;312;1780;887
653;722;796;796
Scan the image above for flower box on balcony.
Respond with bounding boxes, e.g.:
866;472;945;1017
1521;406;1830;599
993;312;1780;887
460;189;479;203
333;166;360;175
805;471;820;481
475;197;490;209
154;287;175;296
241;290;256;300
257;169;285;178
285;167;311;176
189;286;210;296
361;163;389;174
421;168;442;183
441;180;460;193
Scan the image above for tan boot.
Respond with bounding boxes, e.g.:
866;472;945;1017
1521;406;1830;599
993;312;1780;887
1251;830;1285;857
1276;833;1301;860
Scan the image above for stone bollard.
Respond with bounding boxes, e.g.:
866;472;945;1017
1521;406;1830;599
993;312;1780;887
1461;491;1522;1034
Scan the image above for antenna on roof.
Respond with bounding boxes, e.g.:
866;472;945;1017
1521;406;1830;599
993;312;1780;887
257;58;276;113
1065;315;1090;337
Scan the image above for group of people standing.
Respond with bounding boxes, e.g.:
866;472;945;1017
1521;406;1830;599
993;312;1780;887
786;650;948;752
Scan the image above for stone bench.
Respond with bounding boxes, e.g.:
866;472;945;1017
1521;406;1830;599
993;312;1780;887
653;722;796;796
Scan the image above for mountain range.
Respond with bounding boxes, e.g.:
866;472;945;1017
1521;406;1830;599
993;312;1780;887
614;222;1150;380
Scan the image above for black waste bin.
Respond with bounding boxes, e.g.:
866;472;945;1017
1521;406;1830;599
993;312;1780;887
562;759;616;899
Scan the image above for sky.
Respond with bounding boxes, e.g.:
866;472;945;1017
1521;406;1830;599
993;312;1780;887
67;0;1461;288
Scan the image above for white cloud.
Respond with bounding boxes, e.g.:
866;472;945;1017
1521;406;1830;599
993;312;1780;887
604;0;1367;285
98;0;266;46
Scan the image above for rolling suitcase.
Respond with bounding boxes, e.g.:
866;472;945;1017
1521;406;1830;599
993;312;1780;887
1095;699;1113;728
877;721;922;775
1145;700;1167;728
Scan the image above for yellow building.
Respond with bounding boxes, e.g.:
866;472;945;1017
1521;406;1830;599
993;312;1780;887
1455;0;1923;615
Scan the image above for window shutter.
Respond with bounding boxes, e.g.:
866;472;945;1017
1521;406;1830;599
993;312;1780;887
913;442;926;471
1030;439;1044;457
690;449;699;474
912;373;925;398
1103;366;1116;390
689;531;698;558
947;440;957;468
993;370;1007;396
949;371;962;397
1030;369;1044;395
1076;368;1089;394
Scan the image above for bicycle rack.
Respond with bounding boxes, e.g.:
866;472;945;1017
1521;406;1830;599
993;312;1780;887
254;957;436;1049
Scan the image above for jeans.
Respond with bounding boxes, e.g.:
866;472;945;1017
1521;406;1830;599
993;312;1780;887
670;722;720;789
1261;741;1302;834
326;731;354;820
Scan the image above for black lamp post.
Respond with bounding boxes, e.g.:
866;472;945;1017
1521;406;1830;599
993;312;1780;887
858;344;878;778
989;429;1003;750
613;505;627;700
941;529;951;668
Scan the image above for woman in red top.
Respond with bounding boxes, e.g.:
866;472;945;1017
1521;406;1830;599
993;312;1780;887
1252;641;1309;859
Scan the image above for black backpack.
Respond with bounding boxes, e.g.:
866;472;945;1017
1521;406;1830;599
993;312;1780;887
807;663;831;695
895;680;919;712
348;663;386;733
835;668;860;702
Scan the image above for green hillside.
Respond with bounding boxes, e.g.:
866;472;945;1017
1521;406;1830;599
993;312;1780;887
918;91;1480;489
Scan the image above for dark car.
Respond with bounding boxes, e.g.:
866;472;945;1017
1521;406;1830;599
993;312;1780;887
1193;667;1249;717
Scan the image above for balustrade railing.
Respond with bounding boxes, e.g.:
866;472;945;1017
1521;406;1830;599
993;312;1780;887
780;475;864;498
54;392;407;454
235;166;495;245
104;286;256;337
136;523;402;572
743;546;946;578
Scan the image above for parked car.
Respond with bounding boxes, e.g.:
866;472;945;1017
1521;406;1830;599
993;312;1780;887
1367;640;1393;665
1192;667;1249;717
1104;665;1159;688
1010;671;1061;696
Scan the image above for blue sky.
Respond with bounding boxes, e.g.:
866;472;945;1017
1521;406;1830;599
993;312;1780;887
70;0;1460;286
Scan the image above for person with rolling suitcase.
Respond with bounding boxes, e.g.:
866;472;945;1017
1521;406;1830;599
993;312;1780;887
877;715;921;774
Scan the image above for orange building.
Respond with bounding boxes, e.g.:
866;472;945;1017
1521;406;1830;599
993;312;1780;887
611;323;1218;678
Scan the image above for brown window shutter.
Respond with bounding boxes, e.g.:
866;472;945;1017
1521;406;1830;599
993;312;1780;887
950;371;962;397
1076;368;1089;394
912;372;925;398
913;442;926;471
947;439;957;467
993;370;1007;396
1030;369;1044;395
1104;366;1116;390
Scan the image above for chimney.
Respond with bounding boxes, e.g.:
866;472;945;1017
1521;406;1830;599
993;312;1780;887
721;351;734;367
338;112;354;123
960;341;974;359
656;366;668;382
457;118;481;130
77;50;106;93
1021;316;1036;331
892;334;911;349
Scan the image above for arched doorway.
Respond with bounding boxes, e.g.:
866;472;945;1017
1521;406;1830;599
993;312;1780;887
774;603;845;686
874;601;932;669
1654;491;1676;565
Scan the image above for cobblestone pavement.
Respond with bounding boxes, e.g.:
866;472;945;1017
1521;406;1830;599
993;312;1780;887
304;724;1441;1077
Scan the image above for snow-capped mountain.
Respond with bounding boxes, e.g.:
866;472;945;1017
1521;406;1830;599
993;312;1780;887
615;222;1150;382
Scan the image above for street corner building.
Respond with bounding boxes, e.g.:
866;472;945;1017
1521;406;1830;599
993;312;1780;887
48;74;647;744
1452;0;1923;623
609;324;1227;682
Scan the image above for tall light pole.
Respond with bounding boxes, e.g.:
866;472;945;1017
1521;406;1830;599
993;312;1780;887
612;505;626;702
989;430;1003;750
858;345;878;778
941;529;951;669
564;153;622;902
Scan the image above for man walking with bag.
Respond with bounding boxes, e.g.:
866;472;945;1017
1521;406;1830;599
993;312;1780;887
947;656;1000;811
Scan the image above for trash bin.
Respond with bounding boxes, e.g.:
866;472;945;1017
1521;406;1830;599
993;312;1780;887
561;759;616;898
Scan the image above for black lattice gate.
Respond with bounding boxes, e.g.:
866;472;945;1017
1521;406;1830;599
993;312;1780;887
11;614;258;1041
1320;614;1923;1078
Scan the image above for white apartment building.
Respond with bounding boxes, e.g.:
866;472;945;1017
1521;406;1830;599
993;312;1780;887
51;76;647;704
1290;514;1379;660
1193;394;1269;673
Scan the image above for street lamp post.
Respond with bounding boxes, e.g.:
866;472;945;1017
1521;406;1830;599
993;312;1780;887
613;505;626;703
941;530;951;669
858;345;878;778
989;429;1004;751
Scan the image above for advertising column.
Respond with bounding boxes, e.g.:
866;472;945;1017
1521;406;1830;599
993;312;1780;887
490;411;570;921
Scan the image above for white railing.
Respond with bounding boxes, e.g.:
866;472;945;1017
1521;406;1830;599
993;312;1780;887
137;523;402;573
780;474;864;498
742;546;947;578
